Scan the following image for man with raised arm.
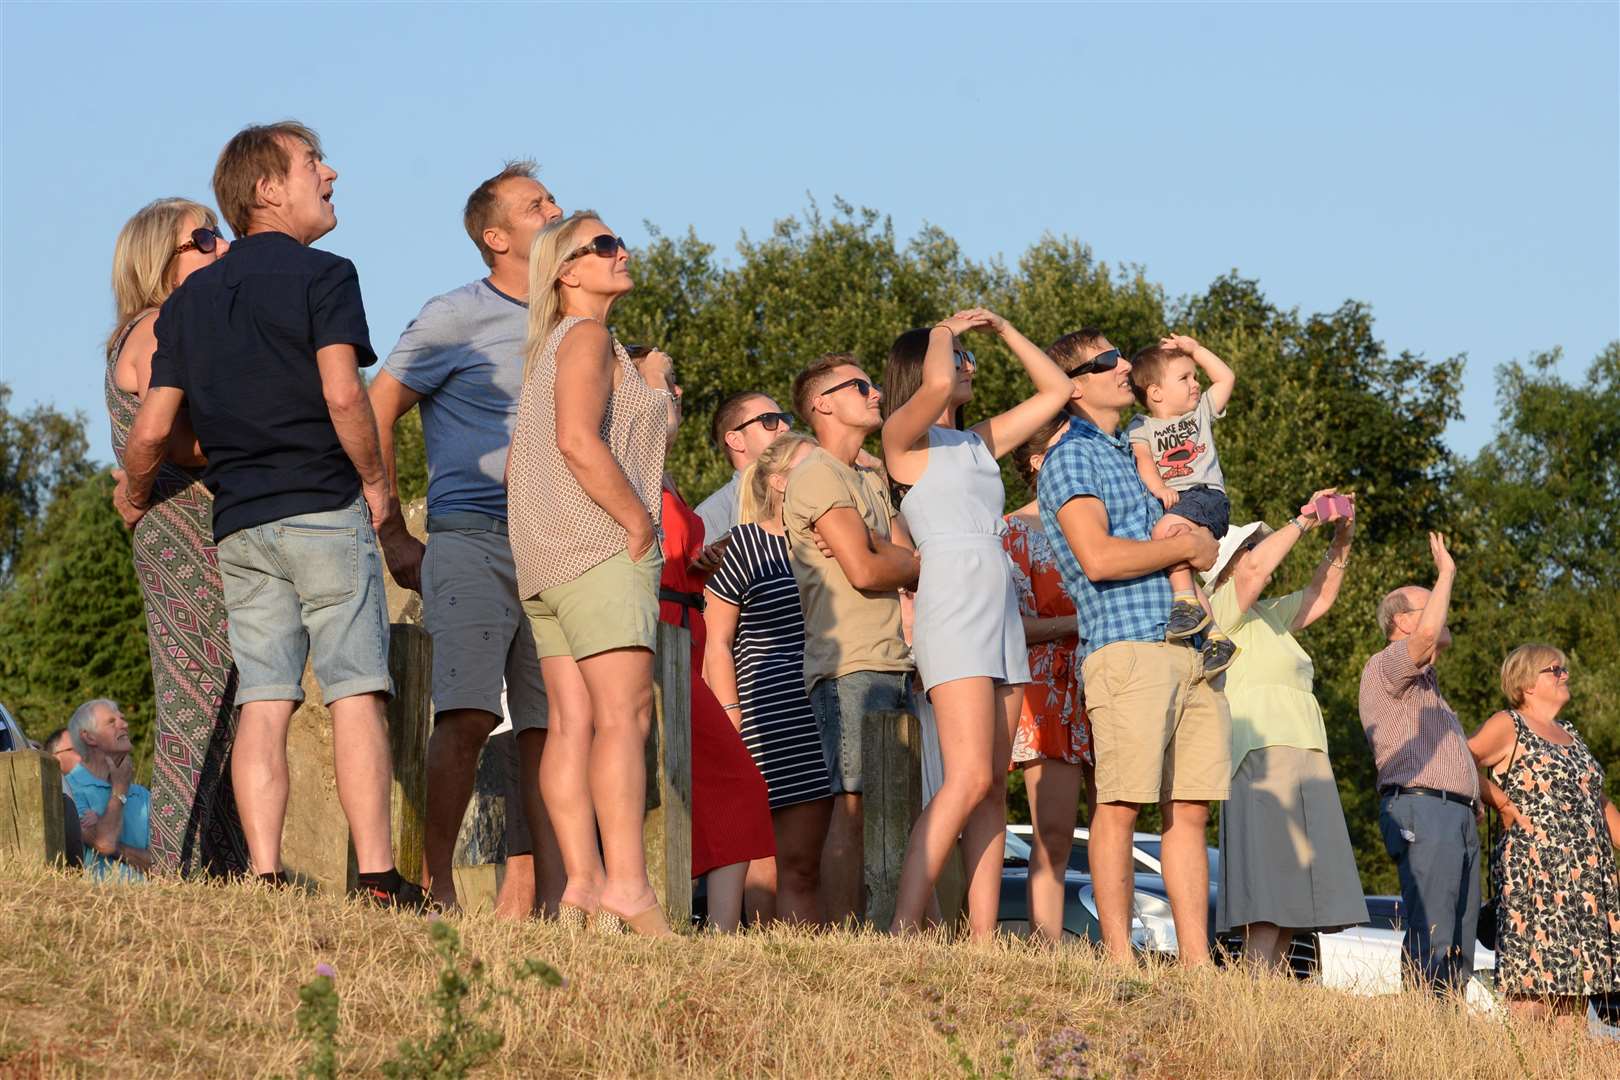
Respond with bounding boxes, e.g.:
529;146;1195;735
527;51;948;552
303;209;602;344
1359;533;1479;994
782;354;918;923
1038;330;1226;965
113;121;420;906
367;160;565;915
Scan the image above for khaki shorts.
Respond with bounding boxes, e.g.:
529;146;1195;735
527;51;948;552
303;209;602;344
522;546;662;661
422;529;546;730
1082;640;1230;804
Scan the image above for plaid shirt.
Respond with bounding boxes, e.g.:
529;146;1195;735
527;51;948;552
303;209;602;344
1037;415;1170;654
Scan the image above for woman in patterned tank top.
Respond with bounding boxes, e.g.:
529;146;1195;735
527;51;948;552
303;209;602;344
507;212;679;937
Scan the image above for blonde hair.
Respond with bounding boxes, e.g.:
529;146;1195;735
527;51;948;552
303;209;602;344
737;432;816;525
106;198;218;356
1500;643;1567;708
523;210;600;379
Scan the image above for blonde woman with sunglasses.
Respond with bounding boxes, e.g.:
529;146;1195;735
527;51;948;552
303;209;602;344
103;198;247;877
508;212;676;936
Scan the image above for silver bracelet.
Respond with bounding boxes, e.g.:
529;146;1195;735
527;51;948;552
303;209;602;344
721;703;741;712
1322;552;1349;569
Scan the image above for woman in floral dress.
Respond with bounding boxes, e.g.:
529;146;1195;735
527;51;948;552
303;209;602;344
1002;415;1092;943
104;198;248;876
1470;643;1620;1020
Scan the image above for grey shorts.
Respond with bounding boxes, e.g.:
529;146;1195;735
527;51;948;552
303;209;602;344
809;670;912;795
217;498;392;706
422;528;546;731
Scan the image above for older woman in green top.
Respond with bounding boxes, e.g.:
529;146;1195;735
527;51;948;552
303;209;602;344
1207;489;1369;970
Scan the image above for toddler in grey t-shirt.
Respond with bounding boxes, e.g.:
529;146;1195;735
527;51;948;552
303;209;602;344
1123;334;1239;675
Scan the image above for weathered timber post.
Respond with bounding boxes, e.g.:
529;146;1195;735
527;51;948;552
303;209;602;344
0;751;65;866
643;620;693;926
281;622;432;892
862;709;923;929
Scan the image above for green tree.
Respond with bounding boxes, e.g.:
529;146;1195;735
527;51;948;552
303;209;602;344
0;385;95;582
0;470;153;758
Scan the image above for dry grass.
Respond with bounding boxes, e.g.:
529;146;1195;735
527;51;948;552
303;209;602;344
1;856;1616;1079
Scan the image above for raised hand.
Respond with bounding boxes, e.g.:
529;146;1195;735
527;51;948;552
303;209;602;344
1429;531;1454;576
935;308;998;337
1160;333;1202;354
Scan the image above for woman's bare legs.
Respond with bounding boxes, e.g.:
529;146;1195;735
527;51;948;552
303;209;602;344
577;646;659;919
744;858;777;926
538;655;605;911
958;686;1018;939
1023;758;1084;944
891;676;1006;937
774;797;833;926
1240;922;1294;972
705;862;749;931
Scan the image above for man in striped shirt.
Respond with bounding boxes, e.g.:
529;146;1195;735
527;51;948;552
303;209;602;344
1359;531;1480;994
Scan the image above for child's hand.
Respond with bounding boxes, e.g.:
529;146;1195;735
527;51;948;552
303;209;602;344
1156;488;1179;510
1161;334;1201;354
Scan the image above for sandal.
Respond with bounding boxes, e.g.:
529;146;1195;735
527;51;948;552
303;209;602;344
557;902;592;932
597;902;675;939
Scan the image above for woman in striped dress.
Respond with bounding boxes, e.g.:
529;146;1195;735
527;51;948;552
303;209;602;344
704;432;834;925
103;197;249;877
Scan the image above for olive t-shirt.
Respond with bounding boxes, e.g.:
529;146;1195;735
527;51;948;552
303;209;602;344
782;448;912;690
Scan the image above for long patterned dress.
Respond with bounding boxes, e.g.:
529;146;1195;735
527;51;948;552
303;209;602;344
1493;709;1620;998
105;312;248;877
1001;514;1090;767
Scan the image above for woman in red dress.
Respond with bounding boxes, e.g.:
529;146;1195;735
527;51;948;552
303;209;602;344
637;346;775;931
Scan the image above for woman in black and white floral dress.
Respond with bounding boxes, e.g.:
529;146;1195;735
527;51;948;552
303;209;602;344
1470;643;1620;1021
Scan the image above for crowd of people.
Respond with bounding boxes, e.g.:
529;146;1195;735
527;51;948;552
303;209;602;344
60;118;1618;1020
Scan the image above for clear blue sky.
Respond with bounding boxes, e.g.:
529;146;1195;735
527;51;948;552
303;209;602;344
4;2;1615;465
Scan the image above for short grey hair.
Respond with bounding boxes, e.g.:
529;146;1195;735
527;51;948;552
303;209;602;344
67;699;118;758
1376;589;1416;639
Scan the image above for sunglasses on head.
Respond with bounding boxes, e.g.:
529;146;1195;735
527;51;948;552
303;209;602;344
1541;664;1571;679
174;227;223;257
1065;348;1122;377
566;234;628;261
733;411;794;434
819;377;881;400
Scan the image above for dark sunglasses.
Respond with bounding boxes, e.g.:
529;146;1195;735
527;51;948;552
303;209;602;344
1541;664;1571;678
174;227;223;257
1065;348;1122;377
732;411;794;434
953;348;976;371
819;377;881;400
567;234;628;261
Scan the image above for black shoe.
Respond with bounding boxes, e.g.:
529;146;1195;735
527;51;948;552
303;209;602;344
257;870;293;889
351;871;432;913
1166;600;1210;640
1201;637;1239;678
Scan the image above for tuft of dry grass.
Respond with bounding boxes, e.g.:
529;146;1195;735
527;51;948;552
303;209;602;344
1;855;1616;1079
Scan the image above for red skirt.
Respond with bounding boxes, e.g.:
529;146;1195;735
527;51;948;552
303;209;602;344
687;640;776;877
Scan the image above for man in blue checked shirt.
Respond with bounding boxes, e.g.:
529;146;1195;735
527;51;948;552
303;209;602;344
1037;328;1228;966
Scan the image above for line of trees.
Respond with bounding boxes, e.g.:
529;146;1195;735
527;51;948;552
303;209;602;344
2;201;1613;891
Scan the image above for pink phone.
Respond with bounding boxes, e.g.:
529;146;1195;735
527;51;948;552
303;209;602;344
1314;494;1354;522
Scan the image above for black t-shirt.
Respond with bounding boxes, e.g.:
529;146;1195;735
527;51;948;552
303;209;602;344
149;231;377;541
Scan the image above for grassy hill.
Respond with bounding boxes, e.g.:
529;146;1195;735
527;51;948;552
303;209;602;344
2;857;1615;1078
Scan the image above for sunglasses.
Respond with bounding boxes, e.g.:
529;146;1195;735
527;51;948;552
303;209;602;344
953;348;976;371
174;227;224;257
1540;664;1571;679
1065;348;1122;377
566;234;628;261
819;377;881;400
732;411;794;434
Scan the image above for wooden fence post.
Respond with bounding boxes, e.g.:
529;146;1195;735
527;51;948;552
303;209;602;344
862;709;923;929
386;623;432;887
0;750;65;866
644;621;692;926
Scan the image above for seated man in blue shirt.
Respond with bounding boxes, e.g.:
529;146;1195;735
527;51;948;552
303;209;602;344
1037;329;1226;966
64;699;152;883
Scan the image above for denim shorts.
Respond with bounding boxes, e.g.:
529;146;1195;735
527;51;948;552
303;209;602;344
1170;484;1230;540
808;670;913;795
217;498;393;706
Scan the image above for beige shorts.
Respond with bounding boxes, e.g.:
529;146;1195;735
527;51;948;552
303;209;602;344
1081;640;1230;805
522;546;662;661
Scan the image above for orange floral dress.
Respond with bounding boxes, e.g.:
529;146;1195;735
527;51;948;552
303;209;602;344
1002;514;1090;767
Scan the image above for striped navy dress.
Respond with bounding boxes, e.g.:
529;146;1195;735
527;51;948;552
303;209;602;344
704;523;833;810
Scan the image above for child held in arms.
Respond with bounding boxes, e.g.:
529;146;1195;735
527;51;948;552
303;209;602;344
1124;334;1239;675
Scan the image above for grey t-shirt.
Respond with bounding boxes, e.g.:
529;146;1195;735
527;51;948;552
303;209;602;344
382;279;526;520
694;471;742;542
1124;395;1226;492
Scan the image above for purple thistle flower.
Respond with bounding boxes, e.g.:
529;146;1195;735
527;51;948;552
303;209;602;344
315;963;336;979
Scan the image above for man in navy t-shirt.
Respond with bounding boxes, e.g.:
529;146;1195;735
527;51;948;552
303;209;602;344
114;120;420;907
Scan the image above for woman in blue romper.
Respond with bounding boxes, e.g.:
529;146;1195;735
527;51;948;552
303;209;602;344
881;307;1075;937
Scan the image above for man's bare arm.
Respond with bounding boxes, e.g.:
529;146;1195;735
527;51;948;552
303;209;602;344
1054;495;1215;581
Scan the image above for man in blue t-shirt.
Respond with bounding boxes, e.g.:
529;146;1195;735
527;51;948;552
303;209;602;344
63;700;152;884
114;121;419;907
1037;328;1227;966
368;161;564;914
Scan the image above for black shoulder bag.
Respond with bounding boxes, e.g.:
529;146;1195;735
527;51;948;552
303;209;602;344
1477;710;1524;951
